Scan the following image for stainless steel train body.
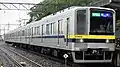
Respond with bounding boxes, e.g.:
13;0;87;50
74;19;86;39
4;6;116;63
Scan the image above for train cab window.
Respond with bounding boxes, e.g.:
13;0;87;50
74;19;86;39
90;10;114;35
77;10;86;34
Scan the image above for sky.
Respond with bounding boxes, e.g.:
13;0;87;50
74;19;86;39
0;0;44;35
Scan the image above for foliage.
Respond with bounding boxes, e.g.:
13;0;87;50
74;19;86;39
27;0;96;24
116;20;120;30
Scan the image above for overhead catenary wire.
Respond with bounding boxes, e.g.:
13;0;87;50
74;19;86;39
0;2;71;10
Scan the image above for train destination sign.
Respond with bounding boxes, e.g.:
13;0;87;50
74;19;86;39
92;13;111;17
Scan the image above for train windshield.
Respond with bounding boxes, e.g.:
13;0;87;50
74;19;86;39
90;9;114;35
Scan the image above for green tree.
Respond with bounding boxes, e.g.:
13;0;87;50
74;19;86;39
27;0;96;24
116;20;120;30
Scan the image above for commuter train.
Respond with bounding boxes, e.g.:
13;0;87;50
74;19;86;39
4;6;116;63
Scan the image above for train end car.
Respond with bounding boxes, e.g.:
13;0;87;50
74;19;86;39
4;6;116;64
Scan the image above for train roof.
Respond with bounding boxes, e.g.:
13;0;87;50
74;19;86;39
40;6;115;21
6;6;115;34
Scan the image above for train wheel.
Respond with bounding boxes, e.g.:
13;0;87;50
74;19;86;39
52;49;58;57
11;44;14;47
20;44;22;48
41;48;44;54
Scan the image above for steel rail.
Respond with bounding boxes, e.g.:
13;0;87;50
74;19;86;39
0;48;23;67
3;46;43;67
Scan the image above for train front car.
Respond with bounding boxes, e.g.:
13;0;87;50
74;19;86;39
71;7;115;63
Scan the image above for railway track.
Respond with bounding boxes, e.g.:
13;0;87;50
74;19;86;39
0;45;43;67
4;44;77;67
5;44;110;67
1;43;114;67
0;48;23;67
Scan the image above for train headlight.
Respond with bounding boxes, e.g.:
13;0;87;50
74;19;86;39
106;39;109;43
80;39;84;43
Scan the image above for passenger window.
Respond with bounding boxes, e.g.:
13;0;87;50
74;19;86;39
37;26;40;35
30;28;32;36
28;29;30;36
49;24;51;34
34;27;37;35
39;26;42;35
51;23;53;34
25;29;27;36
53;22;56;34
34;27;35;35
35;27;37;35
31;28;33;36
46;24;50;35
58;19;63;34
42;25;46;35
42;25;43;35
22;30;25;36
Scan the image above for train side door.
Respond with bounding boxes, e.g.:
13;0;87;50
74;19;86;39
57;19;63;46
65;18;70;46
57;20;60;46
41;24;43;42
31;27;33;42
28;28;31;45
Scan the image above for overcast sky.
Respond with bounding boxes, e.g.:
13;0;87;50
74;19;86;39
0;0;44;35
0;0;41;3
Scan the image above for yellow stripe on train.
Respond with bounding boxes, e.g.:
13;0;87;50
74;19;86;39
65;35;115;39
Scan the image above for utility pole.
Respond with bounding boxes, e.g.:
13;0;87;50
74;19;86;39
20;19;28;26
3;27;5;40
8;22;10;31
